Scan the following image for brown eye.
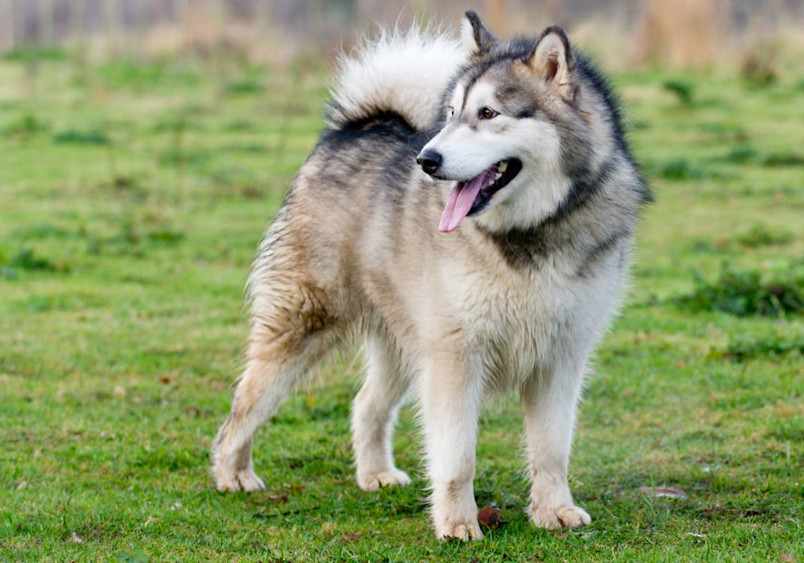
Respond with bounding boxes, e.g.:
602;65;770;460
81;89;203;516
478;107;498;120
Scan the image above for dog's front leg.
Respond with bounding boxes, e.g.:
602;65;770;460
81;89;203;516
420;351;483;541
521;359;591;530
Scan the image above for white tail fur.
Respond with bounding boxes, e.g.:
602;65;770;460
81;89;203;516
326;27;466;132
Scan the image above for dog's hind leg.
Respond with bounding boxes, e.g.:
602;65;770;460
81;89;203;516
520;358;591;530
351;333;411;491
212;353;304;492
212;280;337;492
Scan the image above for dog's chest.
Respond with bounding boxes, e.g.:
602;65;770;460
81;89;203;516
450;262;575;376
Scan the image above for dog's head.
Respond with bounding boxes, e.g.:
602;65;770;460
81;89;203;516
419;12;604;233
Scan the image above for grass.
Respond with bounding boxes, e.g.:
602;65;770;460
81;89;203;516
0;49;802;562
674;262;804;317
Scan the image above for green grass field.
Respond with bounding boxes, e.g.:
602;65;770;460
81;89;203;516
1;49;802;561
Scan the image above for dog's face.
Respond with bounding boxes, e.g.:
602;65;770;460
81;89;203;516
419;14;595;233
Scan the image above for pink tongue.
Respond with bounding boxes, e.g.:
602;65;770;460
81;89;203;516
439;169;493;233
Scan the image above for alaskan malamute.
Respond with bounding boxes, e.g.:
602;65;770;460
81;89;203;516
212;11;649;540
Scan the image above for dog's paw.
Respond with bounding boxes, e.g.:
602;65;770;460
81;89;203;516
214;467;266;493
435;520;483;541
357;468;412;492
529;504;591;530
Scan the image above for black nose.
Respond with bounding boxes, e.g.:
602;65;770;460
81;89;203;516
416;149;442;175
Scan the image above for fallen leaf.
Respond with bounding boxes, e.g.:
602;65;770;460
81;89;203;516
638;486;688;500
477;505;504;529
159;375;170;384
267;494;289;503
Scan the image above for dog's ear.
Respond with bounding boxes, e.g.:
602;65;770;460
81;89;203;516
526;26;577;102
462;10;496;57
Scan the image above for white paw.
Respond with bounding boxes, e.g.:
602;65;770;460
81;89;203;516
214;466;266;492
529;504;591;530
357;468;412;492
435;520;483;541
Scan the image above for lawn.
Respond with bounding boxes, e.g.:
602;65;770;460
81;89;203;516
0;47;802;561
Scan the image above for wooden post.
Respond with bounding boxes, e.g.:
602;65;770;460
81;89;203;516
257;0;270;36
214;0;228;39
69;0;86;43
1;0;14;52
309;0;323;54
134;0;143;53
486;0;507;36
104;0;119;56
41;0;55;46
176;0;188;51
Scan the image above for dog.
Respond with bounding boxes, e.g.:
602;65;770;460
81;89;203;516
211;11;649;540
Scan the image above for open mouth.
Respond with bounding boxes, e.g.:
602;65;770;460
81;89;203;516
439;158;522;233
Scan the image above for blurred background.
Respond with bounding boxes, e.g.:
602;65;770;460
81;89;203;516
1;2;802;559
2;0;804;70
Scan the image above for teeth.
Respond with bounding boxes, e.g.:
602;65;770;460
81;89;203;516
497;161;508;173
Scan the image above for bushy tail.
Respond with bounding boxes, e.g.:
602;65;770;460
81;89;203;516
326;27;465;132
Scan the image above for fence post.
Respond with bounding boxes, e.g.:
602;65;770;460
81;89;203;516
1;0;14;52
40;0;55;46
257;0;270;36
177;0;188;51
105;0;119;56
486;0;507;36
133;0;144;54
309;0;323;53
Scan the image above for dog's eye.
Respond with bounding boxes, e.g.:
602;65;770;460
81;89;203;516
478;107;498;120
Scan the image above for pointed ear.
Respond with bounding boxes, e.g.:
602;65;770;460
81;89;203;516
526;26;577;102
462;10;497;57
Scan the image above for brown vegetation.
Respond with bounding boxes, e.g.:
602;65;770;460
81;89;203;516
2;0;803;72
630;0;726;69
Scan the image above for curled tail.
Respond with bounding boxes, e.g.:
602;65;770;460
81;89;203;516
326;27;465;132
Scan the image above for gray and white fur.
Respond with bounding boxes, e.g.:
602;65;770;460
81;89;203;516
211;11;649;541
